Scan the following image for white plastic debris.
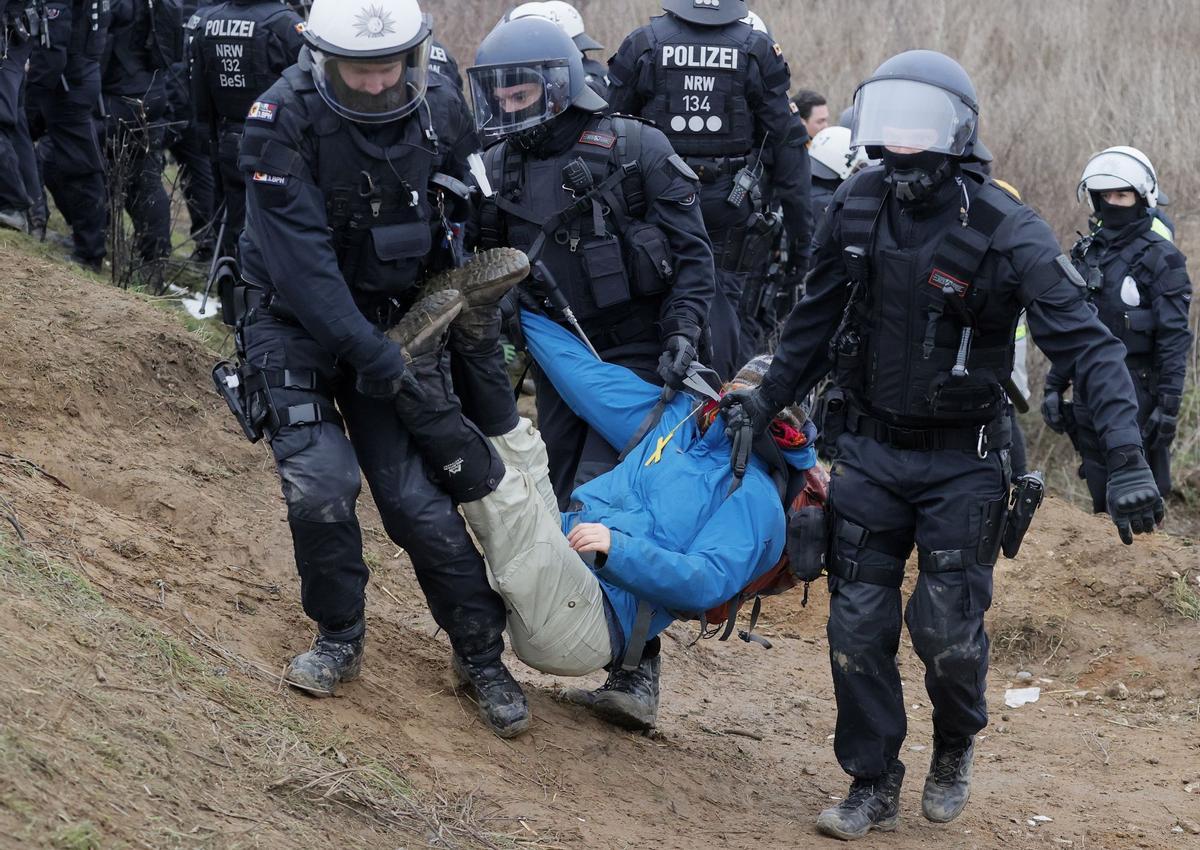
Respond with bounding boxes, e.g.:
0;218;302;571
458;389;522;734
1027;815;1054;827
1005;687;1041;708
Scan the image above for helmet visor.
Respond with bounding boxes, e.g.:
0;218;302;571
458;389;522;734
311;40;431;124
851;78;977;156
467;60;572;142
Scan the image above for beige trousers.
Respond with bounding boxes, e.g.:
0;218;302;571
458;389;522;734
461;418;613;676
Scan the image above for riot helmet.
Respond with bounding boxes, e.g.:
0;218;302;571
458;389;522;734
468;15;606;147
662;0;750;27
303;0;433;124
851;50;979;158
740;10;768;33
508;2;603;52
1077;145;1159;209
810;126;868;182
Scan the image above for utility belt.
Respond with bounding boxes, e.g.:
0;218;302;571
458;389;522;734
683;154;749;184
577;300;661;352
212;360;341;444
237;282;405;333
839;401;1012;457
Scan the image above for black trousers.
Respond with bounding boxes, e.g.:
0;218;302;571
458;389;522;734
0;38;37;212
166;123;216;253
104;94;172;264
1074;365;1170;512
534;340;660;510
699;176;754;380
215;126;245;258
240;312;507;664
826;430;1009;780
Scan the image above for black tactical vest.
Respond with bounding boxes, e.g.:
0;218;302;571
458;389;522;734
286;66;440;299
1072;229;1159;359
196;1;291;122
480;115;675;342
837;169;1022;424
636;15;755;158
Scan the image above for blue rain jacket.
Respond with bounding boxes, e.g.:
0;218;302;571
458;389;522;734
523;310;818;657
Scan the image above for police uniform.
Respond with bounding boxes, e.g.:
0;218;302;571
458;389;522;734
428;38;461;91
0;0;43;221
1048;214;1192;510
27;0;110;267
757;163;1144;782
607;11;811;377
477;107;715;506
581;53;608;100
235;66;513;665
101;0;177;274
190;0;303;256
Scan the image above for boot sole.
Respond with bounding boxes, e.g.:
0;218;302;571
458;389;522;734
422;248;529;307
815;813;899;841
579;695;656;732
387;290;465;356
283;666;359;699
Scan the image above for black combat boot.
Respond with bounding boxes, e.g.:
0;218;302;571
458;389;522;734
451;654;531;739
921;735;975;823
285;632;364;697
816;759;905;840
562;655;661;731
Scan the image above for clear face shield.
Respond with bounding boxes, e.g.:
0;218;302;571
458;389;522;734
467;60;572;143
310;37;432;124
851;78;977;155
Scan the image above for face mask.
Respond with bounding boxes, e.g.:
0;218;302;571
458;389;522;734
1094;195;1146;230
881;148;954;203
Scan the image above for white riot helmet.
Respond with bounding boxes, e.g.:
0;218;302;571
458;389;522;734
810;126;868;181
303;0;433;124
1076;146;1159;209
508;1;603;51
740;11;767;33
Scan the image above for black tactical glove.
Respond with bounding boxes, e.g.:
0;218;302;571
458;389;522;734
657;334;697;391
1105;446;1165;545
718;386;780;439
786;240;811;278
1040;390;1067;434
1142;395;1181;450
356;363;420;399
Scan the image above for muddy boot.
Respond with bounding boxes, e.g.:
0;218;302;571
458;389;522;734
0;208;27;232
451;654;531;739
815;760;905;841
386;289;465;362
922;736;975;823
285;633;364;698
562;655;661;731
421;247;529;308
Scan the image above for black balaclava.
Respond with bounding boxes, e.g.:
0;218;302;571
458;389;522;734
881;148;957;204
515;106;592;157
1091;191;1147;232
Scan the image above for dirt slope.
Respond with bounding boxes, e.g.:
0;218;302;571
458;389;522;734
1;239;1198;850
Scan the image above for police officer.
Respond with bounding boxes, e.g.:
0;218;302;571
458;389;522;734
469;15;715;731
234;0;529;738
0;0;43;231
102;0;182;290
189;0;303;258
506;1;608;99
718;51;1164;840
427;38;461;91
1043;146;1192;512
27;0;110;271
808;125;865;225
607;0;811;378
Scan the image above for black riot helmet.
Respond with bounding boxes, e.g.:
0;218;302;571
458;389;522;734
851;50;980;160
468;15;607;147
662;0;750;27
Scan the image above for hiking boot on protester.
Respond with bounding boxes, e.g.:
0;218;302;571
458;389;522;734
816;759;905;840
922;736;975;822
562;654;660;730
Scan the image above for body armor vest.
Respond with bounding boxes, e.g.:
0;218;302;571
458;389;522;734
480;115;674;343
1072;228;1159;360
836;169;1022;424
197;1;290;122
637;15;754;158
285;66;439;299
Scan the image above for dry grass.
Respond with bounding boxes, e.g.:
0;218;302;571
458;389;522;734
989;612;1069;664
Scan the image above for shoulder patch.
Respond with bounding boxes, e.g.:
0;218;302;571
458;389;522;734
1055;254;1086;288
294;21;306;34
247;101;278;122
185;13;201;28
579;130;616;149
252;172;288;186
773;42;783;56
667;153;697;181
1163;251;1185;270
789;101;799;114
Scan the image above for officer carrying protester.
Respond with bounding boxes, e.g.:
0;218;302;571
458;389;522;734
27;0;111;272
1043;146;1192;512
189;0;305;259
607;0;811;378
226;0;530;738
718;50;1165;840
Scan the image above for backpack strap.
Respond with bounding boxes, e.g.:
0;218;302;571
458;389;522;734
621;600;655;671
840;168;889;252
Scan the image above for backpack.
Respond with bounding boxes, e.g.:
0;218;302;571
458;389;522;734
146;0;185;69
